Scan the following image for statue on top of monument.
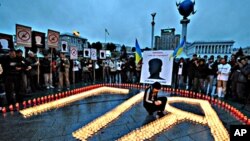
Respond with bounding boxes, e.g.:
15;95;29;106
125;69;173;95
176;0;196;19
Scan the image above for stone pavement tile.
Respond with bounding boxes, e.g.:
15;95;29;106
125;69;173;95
90;124;131;141
162;123;196;140
149;134;170;141
176;122;209;134
189;130;214;141
31;124;65;140
172;136;195;141
62;122;86;136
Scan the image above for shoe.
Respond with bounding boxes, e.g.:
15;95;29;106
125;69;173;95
46;86;50;89
50;85;54;89
156;111;165;118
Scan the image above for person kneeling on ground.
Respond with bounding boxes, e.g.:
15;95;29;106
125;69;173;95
143;82;167;118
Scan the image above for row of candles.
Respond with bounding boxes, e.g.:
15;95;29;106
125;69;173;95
168;97;230;141
19;86;129;118
118;97;230;141
72;92;144;141
0;84;103;114
118;114;180;141
0;83;249;125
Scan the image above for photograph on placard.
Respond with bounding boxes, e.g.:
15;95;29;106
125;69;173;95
61;41;69;52
140;51;174;85
99;50;106;59
83;48;90;58
0;33;14;50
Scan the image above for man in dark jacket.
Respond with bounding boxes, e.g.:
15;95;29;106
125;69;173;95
1;49;22;104
143;82;167;118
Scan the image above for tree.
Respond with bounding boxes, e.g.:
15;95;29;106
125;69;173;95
120;45;127;59
106;43;116;52
235;47;244;58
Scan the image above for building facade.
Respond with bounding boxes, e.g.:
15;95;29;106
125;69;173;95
242;46;250;56
59;33;88;53
186;40;235;58
155;28;180;50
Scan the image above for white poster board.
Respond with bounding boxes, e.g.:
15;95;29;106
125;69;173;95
70;46;78;60
91;48;97;60
140;50;174;85
83;48;90;58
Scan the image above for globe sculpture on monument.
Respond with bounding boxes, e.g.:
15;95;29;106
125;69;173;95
176;0;196;43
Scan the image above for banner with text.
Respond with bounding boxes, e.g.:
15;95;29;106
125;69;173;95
140;50;174;85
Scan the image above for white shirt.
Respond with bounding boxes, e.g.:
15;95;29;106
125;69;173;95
217;63;231;81
116;61;122;71
178;63;183;75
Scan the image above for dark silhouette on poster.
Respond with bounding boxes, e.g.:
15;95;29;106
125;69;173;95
62;43;67;52
148;58;165;80
85;50;89;57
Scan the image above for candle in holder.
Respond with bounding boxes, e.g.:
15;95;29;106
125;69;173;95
9;104;14;111
37;98;41;105
2;107;6;113
15;103;20;110
41;97;44;103
23;101;27;108
33;98;37;106
28;100;32;106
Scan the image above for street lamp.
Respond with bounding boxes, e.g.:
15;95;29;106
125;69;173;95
151;13;156;50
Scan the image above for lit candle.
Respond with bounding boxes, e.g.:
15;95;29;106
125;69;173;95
23;101;27;108
15;103;20;110
37;98;41;105
33;98;37;106
2;107;6;113
28;100;32;106
9;104;14;111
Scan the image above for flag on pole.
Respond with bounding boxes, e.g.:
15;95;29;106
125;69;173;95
135;39;142;64
170;37;185;59
105;28;109;35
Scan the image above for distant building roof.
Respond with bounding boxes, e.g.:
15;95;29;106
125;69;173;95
60;33;87;40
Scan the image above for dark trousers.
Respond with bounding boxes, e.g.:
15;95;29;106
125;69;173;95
144;97;167;114
5;75;22;105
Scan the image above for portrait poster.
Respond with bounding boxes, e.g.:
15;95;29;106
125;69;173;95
83;48;90;58
47;29;60;48
32;31;45;49
99;50;106;59
16;24;32;47
0;33;14;50
140;50;174;85
61;41;69;52
90;48;97;60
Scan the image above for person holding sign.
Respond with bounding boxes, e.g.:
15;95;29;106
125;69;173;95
143;82;167;118
57;52;70;91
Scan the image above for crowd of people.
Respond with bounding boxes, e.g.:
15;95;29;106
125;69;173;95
173;54;250;107
0;48;249;108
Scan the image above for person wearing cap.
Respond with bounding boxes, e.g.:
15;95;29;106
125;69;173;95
143;82;167;118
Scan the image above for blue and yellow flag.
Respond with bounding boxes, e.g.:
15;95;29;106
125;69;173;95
135;39;142;64
170;37;185;59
